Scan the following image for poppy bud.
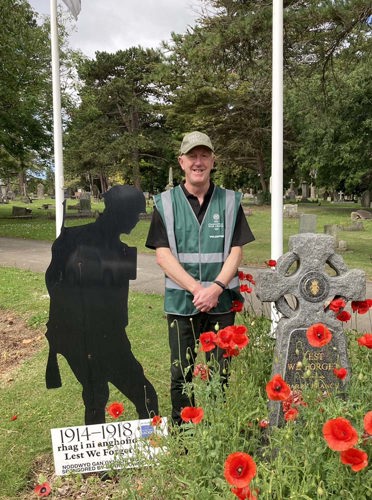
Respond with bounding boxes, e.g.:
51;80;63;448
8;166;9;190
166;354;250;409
295;348;300;355
186;352;191;361
317;487;324;496
304;369;311;378
214;322;220;331
358;372;364;380
296;361;303;369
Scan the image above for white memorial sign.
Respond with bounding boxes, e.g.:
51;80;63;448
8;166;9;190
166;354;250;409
51;417;168;475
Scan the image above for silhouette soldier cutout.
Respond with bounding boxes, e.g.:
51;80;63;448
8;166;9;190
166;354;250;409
45;185;158;425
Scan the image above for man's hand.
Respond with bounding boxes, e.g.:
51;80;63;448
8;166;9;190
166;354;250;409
192;283;222;312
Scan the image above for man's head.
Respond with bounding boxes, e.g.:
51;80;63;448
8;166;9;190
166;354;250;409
179;131;214;155
102;185;145;234
179;131;215;191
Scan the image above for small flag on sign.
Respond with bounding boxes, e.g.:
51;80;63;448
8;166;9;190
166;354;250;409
62;0;81;20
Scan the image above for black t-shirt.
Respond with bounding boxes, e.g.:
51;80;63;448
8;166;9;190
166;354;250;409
145;182;255;249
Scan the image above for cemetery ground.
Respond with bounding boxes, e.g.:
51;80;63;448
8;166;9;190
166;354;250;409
0;200;371;498
0;197;371;278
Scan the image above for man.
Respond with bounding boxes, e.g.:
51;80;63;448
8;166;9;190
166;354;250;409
146;131;254;425
45;185;159;425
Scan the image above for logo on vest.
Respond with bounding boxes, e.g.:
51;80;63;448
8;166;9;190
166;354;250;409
208;213;224;236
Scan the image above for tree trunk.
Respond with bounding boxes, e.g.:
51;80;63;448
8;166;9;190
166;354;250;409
256;150;267;192
18;168;27;197
131;109;141;190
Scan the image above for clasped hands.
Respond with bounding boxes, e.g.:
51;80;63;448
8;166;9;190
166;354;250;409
192;283;222;313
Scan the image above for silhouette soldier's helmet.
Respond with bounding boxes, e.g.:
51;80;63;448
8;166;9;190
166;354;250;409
103;185;146;233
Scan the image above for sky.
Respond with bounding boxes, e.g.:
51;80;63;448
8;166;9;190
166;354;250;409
28;0;202;58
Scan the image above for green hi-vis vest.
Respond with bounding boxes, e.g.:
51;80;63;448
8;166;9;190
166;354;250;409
154;185;243;316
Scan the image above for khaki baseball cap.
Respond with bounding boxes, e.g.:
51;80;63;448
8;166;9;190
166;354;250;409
179;131;214;155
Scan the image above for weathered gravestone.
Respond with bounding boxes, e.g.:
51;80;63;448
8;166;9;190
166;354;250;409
299;214;317;233
255;233;366;426
37;183;45;199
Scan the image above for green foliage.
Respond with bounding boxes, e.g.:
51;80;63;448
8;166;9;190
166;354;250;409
64;47;175;191
0;0;50;164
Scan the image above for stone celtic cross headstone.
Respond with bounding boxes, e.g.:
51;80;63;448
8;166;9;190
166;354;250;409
255;233;366;426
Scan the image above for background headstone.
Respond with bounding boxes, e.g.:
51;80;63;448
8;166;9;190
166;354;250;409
283;204;298;218
37;183;45;199
255;233;366;426
299;214;317;233
301;181;308;200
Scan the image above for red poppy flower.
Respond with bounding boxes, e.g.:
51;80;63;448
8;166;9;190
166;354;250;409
106;402;124;419
336;311;351;322
240;284;253;293
193;363;209;381
216;325;249;351
306;323;332;347
231;300;244;312
322;417;358;451
224;452;257;488
231;485;258;500
333;367;348;380
351;300;372;314
180;406;204;424
340;448;368;472
245;274;256;285
238;271;245;281
357;334;372;349
223;345;241;358
329;298;346;313
34;482;51;497
265;259;277;268
199;331;217;352
282;390;307;412
284;407;299;421
232;332;249;350
151;415;162;427
266;374;291;401
10;415;18;421
363;411;372;435
215;328;233;349
259;419;269;428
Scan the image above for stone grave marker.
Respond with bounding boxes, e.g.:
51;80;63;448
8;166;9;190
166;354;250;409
37;183;45;199
255;233;366;426
283;204;298;218
299;213;317;233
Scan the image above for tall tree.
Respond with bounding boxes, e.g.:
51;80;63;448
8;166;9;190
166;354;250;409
0;0;52;195
65;47;172;191
161;0;371;193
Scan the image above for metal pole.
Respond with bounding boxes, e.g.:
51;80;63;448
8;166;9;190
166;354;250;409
270;0;284;334
271;0;283;260
50;0;64;237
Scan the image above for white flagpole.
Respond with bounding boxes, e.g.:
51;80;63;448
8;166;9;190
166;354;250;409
50;0;64;237
271;0;283;259
270;0;284;334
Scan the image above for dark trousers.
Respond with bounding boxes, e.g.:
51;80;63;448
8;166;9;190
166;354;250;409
167;311;235;425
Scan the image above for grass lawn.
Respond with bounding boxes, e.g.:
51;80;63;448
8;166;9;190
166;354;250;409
0;197;371;279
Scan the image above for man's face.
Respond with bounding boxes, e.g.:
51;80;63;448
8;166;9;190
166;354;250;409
178;146;215;188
